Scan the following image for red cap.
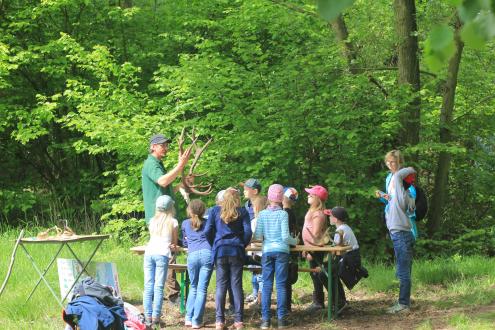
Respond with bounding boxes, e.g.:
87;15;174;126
304;185;328;201
404;173;416;185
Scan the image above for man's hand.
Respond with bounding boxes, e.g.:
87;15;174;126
178;145;192;168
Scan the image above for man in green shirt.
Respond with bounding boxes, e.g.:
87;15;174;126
142;133;191;305
142;133;191;224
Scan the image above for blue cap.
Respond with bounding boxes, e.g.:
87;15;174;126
242;178;262;191
156;195;175;211
150;134;172;146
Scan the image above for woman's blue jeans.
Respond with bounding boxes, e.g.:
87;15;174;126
261;252;289;321
186;249;213;326
143;254;169;319
391;230;414;306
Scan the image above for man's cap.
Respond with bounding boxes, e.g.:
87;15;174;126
149;134;172;145
156;195;175;211
324;206;348;221
283;187;299;201
304;185;328;201
240;178;262;191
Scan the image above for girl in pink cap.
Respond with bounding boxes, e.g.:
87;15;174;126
302;185;329;312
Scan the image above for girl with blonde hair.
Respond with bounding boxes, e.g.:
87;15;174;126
143;195;178;328
302;185;329;312
204;188;252;330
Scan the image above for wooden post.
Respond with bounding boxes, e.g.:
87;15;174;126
0;229;25;297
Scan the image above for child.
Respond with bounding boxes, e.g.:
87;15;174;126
241;178;264;306
324;206;367;314
301;185;329;312
242;178;262;220
246;195;268;305
254;184;297;329
182;199;213;329
204;188;252;330
143;194;179;328
282;187;299;312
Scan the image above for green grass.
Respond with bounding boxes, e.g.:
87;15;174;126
356;254;495;309
448;312;495;330
1;230;494;329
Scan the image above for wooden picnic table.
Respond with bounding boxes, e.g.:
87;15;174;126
131;244;351;320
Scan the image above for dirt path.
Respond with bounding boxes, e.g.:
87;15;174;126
152;290;495;330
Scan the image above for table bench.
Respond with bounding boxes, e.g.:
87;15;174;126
131;244;351;320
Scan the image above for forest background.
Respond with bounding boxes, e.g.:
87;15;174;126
0;0;494;260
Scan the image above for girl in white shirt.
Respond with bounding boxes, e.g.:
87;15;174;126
143;195;178;328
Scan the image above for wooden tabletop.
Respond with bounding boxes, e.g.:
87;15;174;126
21;234;110;244
130;244;351;255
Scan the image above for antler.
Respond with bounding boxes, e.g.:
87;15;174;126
177;128;213;202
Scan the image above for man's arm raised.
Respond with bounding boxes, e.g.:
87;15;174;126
157;146;192;188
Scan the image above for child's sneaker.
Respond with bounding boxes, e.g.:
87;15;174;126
386;303;410;314
277;317;291;329
233;321;244;329
260;319;270;329
185;319;192;327
215;322;225;330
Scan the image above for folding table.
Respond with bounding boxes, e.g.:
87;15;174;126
20;234;110;308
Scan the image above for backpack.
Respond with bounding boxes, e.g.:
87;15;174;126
403;174;428;221
413;185;428;221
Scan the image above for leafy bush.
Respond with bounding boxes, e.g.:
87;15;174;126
101;218;148;246
416;226;495;258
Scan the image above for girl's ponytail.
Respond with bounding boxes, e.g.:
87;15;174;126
188;199;206;231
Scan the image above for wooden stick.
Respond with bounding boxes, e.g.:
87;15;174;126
0;229;24;298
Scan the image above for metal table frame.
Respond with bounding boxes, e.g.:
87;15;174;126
20;234;110;308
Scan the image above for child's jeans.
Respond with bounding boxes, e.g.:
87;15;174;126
261;252;289;321
186;249;213;327
215;256;244;323
143;254;169;319
251;273;263;297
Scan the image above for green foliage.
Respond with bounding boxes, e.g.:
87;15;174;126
424;25;456;72
0;0;493;256
415;227;495;258
317;0;355;21
101;218;148;246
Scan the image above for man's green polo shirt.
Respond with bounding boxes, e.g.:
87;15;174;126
142;154;174;224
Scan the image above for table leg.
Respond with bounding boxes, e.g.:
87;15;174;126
20;244;64;309
334;256;339;318
185;271;190;305
25;243;64;303
327;252;332;321
61;239;105;303
180;271;185;314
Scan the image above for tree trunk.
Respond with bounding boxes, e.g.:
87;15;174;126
330;15;358;73
393;0;421;147
428;18;464;236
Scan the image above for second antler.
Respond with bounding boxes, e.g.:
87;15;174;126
177;127;213;199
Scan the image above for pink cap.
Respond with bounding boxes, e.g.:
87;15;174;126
305;185;328;201
267;184;284;203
